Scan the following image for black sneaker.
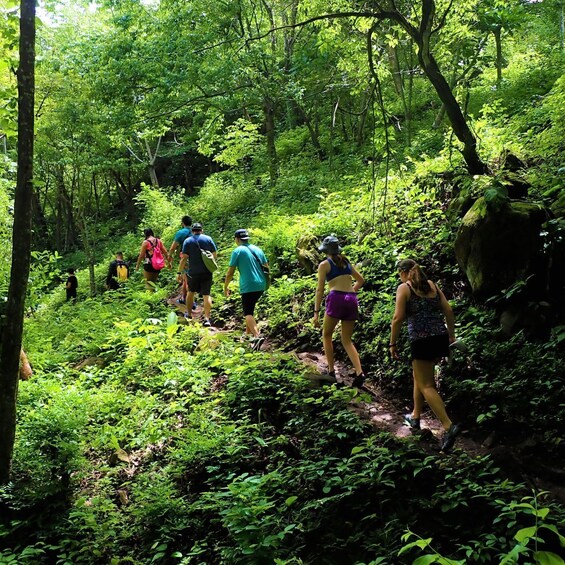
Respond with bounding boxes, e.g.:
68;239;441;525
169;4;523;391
441;423;462;452
251;337;265;351
403;414;421;430
178;297;186;305
203;319;211;328
192;301;198;310
319;370;337;383
352;373;365;388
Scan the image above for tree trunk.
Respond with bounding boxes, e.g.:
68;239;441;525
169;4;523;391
493;27;503;83
413;0;486;174
0;0;35;485
263;98;278;185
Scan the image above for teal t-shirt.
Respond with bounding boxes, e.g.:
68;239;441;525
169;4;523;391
174;227;191;245
229;243;268;294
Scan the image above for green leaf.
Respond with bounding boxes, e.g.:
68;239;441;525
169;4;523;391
515;526;537;543
534;551;565;565
285;496;298;506
413;556;438;565
167;310;178;327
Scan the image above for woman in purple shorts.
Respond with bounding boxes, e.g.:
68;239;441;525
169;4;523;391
390;259;461;452
313;235;365;386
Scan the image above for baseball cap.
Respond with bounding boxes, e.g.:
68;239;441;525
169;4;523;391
192;222;203;231
234;229;249;240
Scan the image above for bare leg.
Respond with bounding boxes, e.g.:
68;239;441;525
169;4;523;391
203;295;212;320
182;274;188;301
144;271;158;291
186;290;195;317
412;375;425;419
340;320;362;375
322;315;340;372
412;359;452;430
245;314;260;337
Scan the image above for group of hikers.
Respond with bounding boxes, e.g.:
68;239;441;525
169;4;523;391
66;218;462;452
110;216;270;350
314;236;461;452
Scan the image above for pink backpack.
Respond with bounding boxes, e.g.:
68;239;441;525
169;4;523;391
149;239;165;270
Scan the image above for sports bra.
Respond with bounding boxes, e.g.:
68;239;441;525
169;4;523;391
326;258;352;281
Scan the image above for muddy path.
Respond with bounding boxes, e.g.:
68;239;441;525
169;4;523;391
167;294;565;504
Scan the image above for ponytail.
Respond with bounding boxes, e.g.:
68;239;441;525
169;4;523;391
397;259;429;294
331;253;349;269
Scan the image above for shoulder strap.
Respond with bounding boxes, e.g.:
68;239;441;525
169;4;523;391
248;246;263;265
405;282;417;296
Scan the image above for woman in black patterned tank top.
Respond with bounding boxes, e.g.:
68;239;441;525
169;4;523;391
389;259;462;453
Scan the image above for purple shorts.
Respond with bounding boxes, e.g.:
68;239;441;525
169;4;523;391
325;290;359;321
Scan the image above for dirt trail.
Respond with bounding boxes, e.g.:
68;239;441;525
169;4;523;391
166;294;565;503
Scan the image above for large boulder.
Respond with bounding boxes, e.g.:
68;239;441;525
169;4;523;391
455;198;547;299
296;234;321;275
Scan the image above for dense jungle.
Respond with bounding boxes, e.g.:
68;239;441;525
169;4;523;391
1;0;565;563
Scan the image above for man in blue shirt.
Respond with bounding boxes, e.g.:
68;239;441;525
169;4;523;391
224;229;269;350
168;215;192;305
179;223;217;327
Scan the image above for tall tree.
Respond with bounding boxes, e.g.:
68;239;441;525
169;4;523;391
0;0;35;484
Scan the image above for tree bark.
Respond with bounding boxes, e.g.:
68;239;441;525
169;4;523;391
413;0;486;174
493;27;503;83
0;0;35;484
263;98;278;185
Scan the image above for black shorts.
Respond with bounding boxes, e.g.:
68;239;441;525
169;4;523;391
187;272;213;295
143;261;159;273
241;291;263;316
410;334;449;361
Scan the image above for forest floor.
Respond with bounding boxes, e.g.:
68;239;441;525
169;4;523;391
167;295;565;505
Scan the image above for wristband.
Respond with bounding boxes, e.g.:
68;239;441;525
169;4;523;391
389;343;397;347
314;310;319;313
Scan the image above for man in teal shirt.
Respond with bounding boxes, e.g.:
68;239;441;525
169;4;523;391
224;229;269;350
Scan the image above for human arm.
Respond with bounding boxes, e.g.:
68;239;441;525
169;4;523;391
158;239;171;264
178;253;188;282
389;283;409;359
437;285;456;342
168;241;179;267
224;266;236;296
351;265;365;292
135;241;148;270
313;261;328;327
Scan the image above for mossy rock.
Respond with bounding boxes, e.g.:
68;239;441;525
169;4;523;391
455;198;548;299
550;190;565;218
296;233;321;275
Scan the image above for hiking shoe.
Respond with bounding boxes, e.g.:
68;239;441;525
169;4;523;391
403;414;421;430
203;319;211;328
192;301;198;310
352;373;365;388
178;297;186;305
251;337;265;351
441;423;462;452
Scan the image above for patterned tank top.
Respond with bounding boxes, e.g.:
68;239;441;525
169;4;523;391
405;282;447;341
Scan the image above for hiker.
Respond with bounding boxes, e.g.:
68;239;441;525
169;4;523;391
65;268;78;302
135;228;170;290
168;215;193;306
179;223;217;327
313;235;365;386
390;259;461;452
224;229;269;350
106;251;129;290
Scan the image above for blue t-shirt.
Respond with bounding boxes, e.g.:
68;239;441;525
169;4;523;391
229;243;268;294
182;234;217;275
